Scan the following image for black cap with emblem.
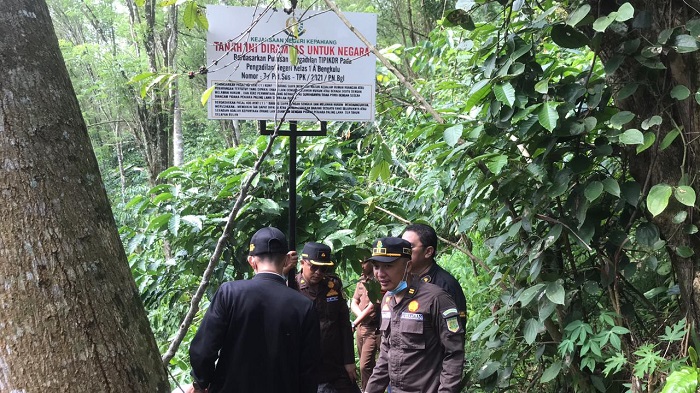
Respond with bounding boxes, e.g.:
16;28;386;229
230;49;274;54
301;242;334;266
249;227;288;256
367;237;412;263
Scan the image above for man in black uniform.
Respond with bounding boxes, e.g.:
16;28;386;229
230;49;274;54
402;223;467;329
188;227;320;393
364;237;464;393
296;242;359;393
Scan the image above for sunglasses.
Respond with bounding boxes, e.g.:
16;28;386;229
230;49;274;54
308;264;330;273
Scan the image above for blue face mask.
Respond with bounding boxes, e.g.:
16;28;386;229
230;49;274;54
388;280;407;295
387;261;410;295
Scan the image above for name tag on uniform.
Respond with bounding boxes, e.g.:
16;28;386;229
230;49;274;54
400;312;424;321
326;296;339;302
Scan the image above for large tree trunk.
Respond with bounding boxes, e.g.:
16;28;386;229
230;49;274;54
596;0;700;327
0;1;169;391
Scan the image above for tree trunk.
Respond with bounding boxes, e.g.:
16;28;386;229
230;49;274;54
169;5;183;167
596;0;700;327
0;1;169;391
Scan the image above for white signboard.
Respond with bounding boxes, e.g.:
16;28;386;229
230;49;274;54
206;6;377;122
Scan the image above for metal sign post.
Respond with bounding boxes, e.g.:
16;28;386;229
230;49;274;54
259;120;327;288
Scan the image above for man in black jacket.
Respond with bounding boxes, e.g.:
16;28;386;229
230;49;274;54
402;223;467;330
189;227;321;393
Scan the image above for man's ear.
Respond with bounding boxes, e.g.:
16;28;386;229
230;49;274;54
425;246;434;259
248;255;256;272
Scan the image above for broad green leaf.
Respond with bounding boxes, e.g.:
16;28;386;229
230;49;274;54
544;224;563;250
602;178;621;197
585;181;604;201
465;80;492;111
128;71;156;84
471;317;495;340
181;215;203;232
147;213;173;231
671;85;691;100
541;361;562;383
618;82;638;100
135;0;146;6
486;154;508;175
647;184;673;216
658;28;676;44
196;8;209;30
593;15;615;32
621;181;641;206
551;24;589;48
494;82;516;107
444;124;463;147
257;198;281;214
545;281;565;305
610;111;635;128
168;214;180;236
619;129;644;145
636;132;655;153
524;318;542;345
183;1;197;29
538;102;559;131
660;128;680;150
518;283;545;307
444;9;476;30
673;211;688;224
636;222;660;248
674;186;696;206
641;115;662;130
289;46;298;66
535;78;550;94
674;35;699;53
201;85;216;106
661;367;698;393
478;361;500;380
676;246;694;258
615;3;634;21
567;4;591;27
369;160;390;182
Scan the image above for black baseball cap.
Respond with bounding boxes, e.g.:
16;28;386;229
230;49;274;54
301;242;334;266
367;237;412;263
249;227;288;256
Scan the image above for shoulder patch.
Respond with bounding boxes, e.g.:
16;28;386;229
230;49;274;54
442;308;458;318
446;316;460;333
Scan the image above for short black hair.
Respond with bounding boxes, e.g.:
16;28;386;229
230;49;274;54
254;253;287;266
403;223;438;254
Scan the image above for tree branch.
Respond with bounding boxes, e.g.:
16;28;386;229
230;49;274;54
161;117;287;366
323;0;444;124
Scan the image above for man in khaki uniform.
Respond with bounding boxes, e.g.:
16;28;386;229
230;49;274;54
296;242;359;393
363;237;464;393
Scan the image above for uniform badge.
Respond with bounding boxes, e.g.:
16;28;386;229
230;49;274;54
422;275;431;283
446;316;460;333
249;244;255;252
408;300;419;312
408;288;415;295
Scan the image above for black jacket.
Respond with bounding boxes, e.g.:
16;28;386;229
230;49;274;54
190;273;320;393
420;263;468;330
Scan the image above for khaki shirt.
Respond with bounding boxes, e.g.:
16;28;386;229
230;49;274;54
364;280;464;393
297;273;355;383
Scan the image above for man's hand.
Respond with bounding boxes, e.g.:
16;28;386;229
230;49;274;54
180;382;207;393
345;363;357;381
283;250;298;275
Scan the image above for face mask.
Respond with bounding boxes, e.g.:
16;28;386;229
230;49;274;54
388;261;410;295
